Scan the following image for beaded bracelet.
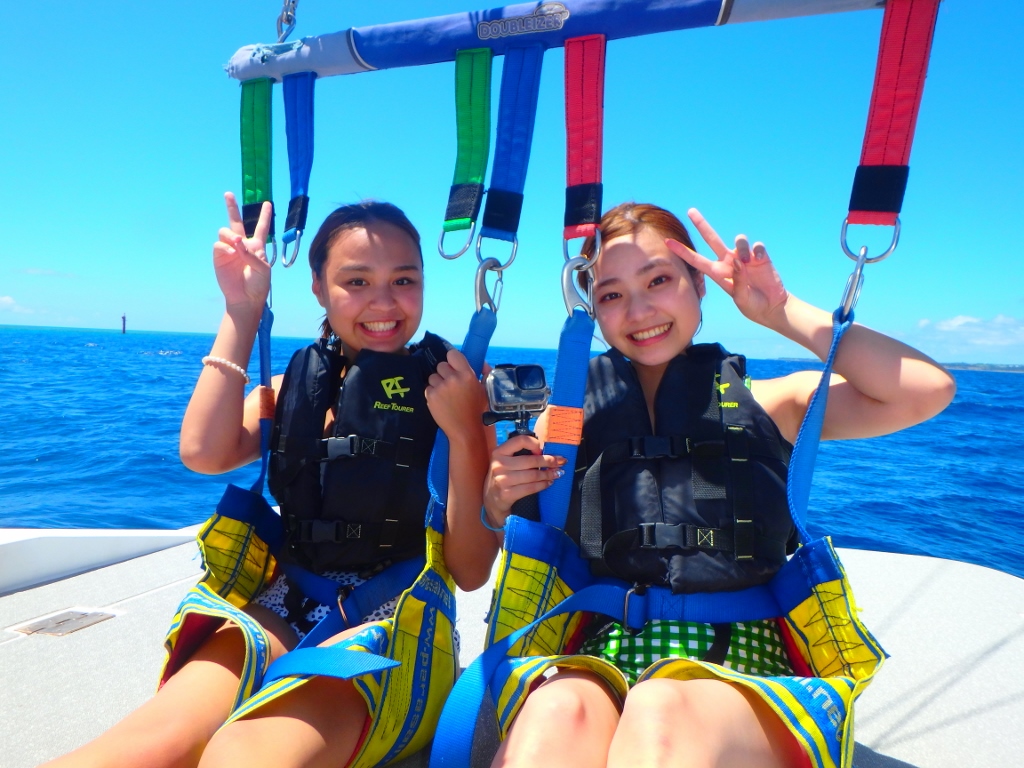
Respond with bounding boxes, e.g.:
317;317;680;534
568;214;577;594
201;355;251;385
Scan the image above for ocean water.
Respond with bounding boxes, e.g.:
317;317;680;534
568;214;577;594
2;325;1022;579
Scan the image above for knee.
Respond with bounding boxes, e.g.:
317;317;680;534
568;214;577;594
198;723;253;768
517;677;613;736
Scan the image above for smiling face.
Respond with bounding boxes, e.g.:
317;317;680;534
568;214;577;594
311;222;424;357
593;226;705;373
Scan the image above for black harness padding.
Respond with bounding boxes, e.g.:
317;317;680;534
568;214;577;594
269;333;451;572
568;345;793;594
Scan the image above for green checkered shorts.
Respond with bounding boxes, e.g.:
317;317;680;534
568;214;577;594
578;619;794;686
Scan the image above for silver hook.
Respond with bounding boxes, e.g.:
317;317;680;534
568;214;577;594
280;230;302;267
266;237;278;268
562;256;594;317
276;0;299;43
475;257;503;314
839;246;868;322
437;221;476;260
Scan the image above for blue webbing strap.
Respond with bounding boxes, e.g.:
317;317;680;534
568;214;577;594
283;557;426;649
786;310;853;542
427;307;497;522
538;309;594;530
261;644;400;688
282;72;316;249
479;45;544;243
250;304;275;493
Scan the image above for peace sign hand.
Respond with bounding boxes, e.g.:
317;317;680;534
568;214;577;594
667;208;789;328
212;192;273;310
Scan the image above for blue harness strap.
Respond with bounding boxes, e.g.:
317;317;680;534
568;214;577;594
538;309;594;530
787;311;853;540
479;45;545;244
282;71;316;260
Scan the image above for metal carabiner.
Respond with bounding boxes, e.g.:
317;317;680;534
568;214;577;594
280;230;302;267
562;256;594;317
475;257;503;314
840;216;901;264
838;246;868;322
276;0;299;43
562;228;601;270
437;221;476;260
266;237;278;268
475;233;517;271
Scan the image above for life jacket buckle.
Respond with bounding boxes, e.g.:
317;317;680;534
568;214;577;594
638;522;658;548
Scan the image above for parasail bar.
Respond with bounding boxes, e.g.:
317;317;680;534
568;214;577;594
226;0;883;83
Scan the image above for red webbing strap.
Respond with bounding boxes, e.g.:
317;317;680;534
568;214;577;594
848;0;941;226
564;34;606;240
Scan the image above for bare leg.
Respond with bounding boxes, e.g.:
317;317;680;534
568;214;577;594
491;670;622;768
197;622;379;768
607;678;808;768
42;605;296;768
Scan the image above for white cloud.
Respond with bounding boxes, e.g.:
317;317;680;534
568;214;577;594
0;296;33;314
926;314;1024;347
917;319;931;328
935;315;981;331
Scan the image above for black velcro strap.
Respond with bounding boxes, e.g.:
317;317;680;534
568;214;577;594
579;452;605;559
291;518;379;544
285;194;310;233
481;188;525;235
564;182;603;227
319;435;396;461
607;522;787;561
848;164;910;214
242;202;276;238
445;183;485;223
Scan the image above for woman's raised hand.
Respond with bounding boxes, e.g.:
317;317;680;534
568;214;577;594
482;435;566;528
212;193;273;310
667;208;789;328
425;349;489;438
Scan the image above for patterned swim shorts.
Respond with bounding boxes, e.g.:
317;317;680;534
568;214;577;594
578;618;794;685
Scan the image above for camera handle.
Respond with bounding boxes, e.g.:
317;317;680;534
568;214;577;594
511;422;542;520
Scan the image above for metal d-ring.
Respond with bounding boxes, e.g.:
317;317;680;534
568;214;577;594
562;256;594;317
562;227;601;269
840;216;901;264
266;237;278;268
475;257;503;314
437;222;476;260
475;233;517;271
280;230;302;267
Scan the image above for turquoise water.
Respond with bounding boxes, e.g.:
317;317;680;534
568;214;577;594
1;325;1021;578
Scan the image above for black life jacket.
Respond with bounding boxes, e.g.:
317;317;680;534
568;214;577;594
567;344;793;594
268;332;451;573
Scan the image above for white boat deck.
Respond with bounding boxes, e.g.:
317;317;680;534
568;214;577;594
2;538;1022;768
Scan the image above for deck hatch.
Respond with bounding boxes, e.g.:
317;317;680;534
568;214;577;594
14;610;115;636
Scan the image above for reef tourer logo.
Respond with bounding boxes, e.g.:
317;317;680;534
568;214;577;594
477;3;570;40
380;376;411;400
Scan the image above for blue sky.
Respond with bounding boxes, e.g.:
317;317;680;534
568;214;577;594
2;1;1021;363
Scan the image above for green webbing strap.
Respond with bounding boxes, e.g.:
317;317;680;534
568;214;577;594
240;78;276;244
442;49;492;236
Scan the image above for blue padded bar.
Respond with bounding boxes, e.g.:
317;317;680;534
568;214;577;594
538;309;594;530
227;1;884;83
356;1;722;72
479;45;544;242
786;311;852;540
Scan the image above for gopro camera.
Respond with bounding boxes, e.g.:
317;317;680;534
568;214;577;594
483;364;550;436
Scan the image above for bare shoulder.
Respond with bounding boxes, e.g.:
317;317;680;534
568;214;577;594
749;371;824;444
